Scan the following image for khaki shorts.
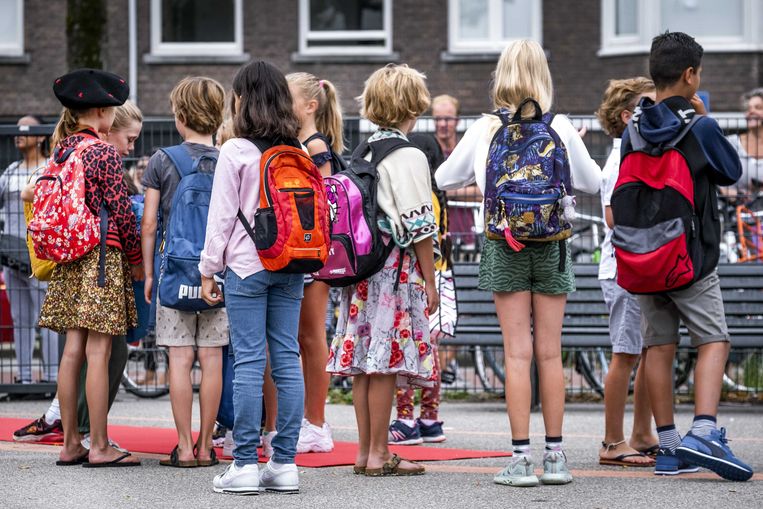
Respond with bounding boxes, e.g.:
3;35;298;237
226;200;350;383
637;271;729;348
155;302;229;348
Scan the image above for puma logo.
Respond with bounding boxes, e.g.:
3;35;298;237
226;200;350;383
666;253;692;288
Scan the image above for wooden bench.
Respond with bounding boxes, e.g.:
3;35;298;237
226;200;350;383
443;262;763;349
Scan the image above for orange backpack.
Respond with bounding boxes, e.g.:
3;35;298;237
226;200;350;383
237;138;329;273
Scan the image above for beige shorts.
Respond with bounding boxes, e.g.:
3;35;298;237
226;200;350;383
155;302;229;348
637;271;730;348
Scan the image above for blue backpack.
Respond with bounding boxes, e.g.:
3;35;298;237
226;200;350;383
156;145;223;312
484;98;573;252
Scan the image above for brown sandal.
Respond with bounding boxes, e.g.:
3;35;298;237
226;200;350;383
196;446;219;467
353;465;366;475
159;445;197;468
364;454;425;477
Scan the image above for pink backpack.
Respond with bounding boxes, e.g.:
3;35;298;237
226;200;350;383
28;138;105;263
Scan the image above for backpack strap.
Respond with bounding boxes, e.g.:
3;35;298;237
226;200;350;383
303;132;329;146
626;120;648;152
667;114;703;149
627;114;703;154
511;98;544;122
160;145;195;179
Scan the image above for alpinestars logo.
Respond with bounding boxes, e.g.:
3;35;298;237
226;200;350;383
666;253;692;288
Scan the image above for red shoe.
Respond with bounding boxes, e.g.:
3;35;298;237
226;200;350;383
13;415;64;444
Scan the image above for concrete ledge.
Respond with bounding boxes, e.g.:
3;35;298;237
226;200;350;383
290;51;400;64
0;54;31;65
142;53;251;65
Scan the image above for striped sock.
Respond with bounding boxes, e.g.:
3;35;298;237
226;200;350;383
690;415;717;437
512;438;530;456
657;424;682;453
545;435;563;452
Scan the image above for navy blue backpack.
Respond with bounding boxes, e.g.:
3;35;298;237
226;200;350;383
156;145;223;312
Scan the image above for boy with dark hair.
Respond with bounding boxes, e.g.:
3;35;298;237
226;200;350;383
617;31;752;481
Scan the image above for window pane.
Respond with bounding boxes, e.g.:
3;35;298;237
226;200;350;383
502;0;535;39
161;0;235;43
616;0;638;35
458;0;488;40
309;0;384;31
0;0;21;47
660;0;743;37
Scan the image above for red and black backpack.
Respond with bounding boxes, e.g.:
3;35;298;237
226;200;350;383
611;115;703;294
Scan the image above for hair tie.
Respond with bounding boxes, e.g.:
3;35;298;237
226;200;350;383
318;80;325;88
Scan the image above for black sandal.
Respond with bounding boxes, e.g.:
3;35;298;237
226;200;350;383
159;445;197;468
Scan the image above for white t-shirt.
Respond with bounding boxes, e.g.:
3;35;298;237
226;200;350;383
726;134;763;194
598;139;620;280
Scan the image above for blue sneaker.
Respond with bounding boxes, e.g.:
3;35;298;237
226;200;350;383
676;428;753;482
654;448;700;476
388;420;424;445
417;419;446;443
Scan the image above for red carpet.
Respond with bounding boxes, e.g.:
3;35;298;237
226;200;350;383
0;417;511;467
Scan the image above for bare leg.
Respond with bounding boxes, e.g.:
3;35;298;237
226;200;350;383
58;328;88;462
493;291;533;441
352;374;370;468
645;343;677;427
693;341;730;417
299;281;331;426
365;374;421;471
196;346;223;461
629;349;658;451
531;293;567;439
167;346;195;462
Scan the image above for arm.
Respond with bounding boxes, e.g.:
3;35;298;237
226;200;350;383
413;236;439;315
552;115;601;194
435;118;490;191
694;117;742;186
141;188;160;303
605;206;614;229
306;137;332;177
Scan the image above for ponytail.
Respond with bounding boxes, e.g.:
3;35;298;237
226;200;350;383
315;79;345;154
51;107;81;148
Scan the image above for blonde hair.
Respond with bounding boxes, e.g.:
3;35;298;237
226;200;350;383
170;76;225;135
111;100;143;133
596;77;655;138
359;64;431;128
432;94;460;116
492;40;553;117
51;107;87;148
286;72;345;153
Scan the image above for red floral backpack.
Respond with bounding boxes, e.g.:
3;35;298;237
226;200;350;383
28;138;105;263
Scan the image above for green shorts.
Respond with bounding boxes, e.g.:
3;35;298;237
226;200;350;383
478;238;575;295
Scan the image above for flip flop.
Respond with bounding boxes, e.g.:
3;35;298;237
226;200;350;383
599;453;655;467
160;445;197;468
353;465;366;475
637;444;660;458
82;452;141;468
56;451;89;466
365;454;425;477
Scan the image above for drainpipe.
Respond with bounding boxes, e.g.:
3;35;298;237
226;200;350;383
128;0;138;103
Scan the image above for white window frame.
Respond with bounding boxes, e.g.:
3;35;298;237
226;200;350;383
298;0;393;56
150;0;243;57
600;0;763;56
0;0;24;57
448;0;543;54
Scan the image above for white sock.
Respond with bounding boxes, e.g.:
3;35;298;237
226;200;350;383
400;419;416;428
420;419;438;426
45;398;61;424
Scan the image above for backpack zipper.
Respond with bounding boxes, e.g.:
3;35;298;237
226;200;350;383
262;150;315;205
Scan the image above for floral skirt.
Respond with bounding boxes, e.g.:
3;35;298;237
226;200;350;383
39;246;137;336
326;246;435;387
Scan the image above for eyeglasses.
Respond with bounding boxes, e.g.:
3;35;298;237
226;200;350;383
434;116;458;123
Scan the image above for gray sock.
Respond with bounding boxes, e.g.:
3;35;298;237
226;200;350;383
657;424;681;453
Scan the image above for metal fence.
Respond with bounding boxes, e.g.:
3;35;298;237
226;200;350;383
0;115;762;403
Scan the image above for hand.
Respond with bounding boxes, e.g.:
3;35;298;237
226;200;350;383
577;126;588;138
425;279;440;316
691;94;707;115
201;275;223;306
144;275;153;304
130;264;145;282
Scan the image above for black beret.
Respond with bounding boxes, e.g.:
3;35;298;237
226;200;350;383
53;68;129;109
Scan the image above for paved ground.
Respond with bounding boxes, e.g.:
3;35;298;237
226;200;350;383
0;394;761;508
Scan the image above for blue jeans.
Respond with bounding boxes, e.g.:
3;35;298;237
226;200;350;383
225;269;305;465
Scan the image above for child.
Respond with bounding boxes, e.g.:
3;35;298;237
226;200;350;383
436;40;601;487
617;31;752;481
38;68;143;467
282;71;346;453
141;77;228;468
201;60;305;494
326;64;438;477
595;78;659;468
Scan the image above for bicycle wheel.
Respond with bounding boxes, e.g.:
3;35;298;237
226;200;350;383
674;350;695;390
575;348;611;397
122;345;170;398
473;345;505;392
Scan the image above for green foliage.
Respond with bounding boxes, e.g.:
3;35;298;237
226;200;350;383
66;0;106;69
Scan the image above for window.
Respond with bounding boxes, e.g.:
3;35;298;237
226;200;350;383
150;0;243;57
448;0;542;54
0;0;24;57
299;0;392;56
600;0;763;56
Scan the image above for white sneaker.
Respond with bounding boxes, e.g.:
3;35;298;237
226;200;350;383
296;420;334;453
261;431;277;458
80;433;126;453
259;460;299;493
222;430;234;458
212;462;261;495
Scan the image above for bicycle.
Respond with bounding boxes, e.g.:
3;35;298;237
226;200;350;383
121;341;170;398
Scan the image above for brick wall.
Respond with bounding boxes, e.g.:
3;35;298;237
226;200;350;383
0;0;761;120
